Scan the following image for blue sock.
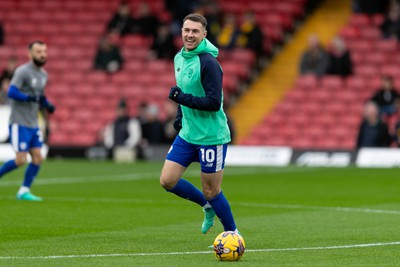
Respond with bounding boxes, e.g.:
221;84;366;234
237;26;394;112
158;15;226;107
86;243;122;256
23;163;40;188
208;191;237;231
167;178;208;207
0;160;18;178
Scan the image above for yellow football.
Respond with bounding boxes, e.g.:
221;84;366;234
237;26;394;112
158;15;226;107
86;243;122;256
213;231;245;261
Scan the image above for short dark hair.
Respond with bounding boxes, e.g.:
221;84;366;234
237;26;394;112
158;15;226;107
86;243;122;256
28;40;46;50
183;13;207;28
382;75;393;82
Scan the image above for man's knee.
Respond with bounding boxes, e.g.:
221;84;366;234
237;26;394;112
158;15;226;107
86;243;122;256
15;153;28;166
31;155;43;165
30;149;43;165
202;187;220;200
160;160;185;190
160;174;177;190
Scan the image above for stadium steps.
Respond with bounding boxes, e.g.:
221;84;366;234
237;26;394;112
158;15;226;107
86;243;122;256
230;0;351;144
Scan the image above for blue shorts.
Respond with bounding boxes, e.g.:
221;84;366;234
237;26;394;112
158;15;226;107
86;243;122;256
166;135;228;173
9;124;43;152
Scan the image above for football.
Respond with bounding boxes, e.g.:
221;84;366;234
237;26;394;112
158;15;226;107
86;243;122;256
213;231;246;261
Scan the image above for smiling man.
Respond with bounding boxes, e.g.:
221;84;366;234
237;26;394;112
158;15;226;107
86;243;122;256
160;14;239;237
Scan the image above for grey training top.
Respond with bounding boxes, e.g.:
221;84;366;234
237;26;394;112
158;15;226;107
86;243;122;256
9;62;48;128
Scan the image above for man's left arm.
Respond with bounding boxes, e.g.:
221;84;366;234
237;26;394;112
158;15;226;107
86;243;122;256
169;54;222;111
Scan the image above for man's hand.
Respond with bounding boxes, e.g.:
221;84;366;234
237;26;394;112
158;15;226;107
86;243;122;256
173;118;182;131
169;86;183;102
47;103;56;114
38;95;56;113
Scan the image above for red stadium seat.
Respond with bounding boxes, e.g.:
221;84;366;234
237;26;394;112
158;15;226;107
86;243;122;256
284;89;308;102
359;27;381;40
310;90;331;103
222;61;250;80
354;65;378;78
371;14;385;27
374;40;398;52
230;49;256;66
146;60;169;74
320;76;344;90
380;65;400;77
86;72;109;85
346;40;373;52
295;75;318;89
348;14;370;27
111;72;133;86
339;26;360;40
222;75;239;93
273;102;297;116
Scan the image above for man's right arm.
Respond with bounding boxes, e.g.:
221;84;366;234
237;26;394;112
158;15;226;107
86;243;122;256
8;67;32;102
7;85;31;102
8;84;43;102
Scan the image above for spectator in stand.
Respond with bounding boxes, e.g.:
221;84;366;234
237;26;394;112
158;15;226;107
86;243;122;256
148;24;177;60
102;98;142;158
356;101;392;148
138;103;164;159
380;3;400;40
164;0;199;36
299;34;329;76
216;13;239;50
131;2;160;37
236;10;264;56
140;103;164;144
194;1;221;46
107;1;135;36
0;56;18;85
370;75;400;116
352;0;390;14
93;35;124;73
327;36;353;77
0;21;4;45
0;77;10;105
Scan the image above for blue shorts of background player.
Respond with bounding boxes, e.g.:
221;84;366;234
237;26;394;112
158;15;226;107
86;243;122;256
0;124;44;201
9;124;43;152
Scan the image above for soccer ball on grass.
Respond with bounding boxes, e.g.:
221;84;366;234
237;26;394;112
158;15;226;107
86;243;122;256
213;231;245;261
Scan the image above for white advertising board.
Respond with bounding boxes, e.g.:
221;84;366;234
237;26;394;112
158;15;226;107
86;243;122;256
356;148;400;168
225;146;293;166
0;105;11;142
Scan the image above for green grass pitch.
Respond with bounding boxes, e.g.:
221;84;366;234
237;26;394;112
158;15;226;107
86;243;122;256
0;159;400;266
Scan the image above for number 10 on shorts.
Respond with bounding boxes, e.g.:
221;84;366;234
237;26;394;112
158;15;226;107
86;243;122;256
200;148;215;163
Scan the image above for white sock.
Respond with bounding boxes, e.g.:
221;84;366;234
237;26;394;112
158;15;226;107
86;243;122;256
17;186;30;196
203;202;212;209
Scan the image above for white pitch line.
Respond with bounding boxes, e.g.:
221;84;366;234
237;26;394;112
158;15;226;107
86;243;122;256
0;167;315;187
1;241;400;260
0;194;398;216
0;172;160;187
238;202;400;215
248;241;400;252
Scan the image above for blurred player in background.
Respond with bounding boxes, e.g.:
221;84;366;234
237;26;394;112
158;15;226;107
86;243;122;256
160;14;239;236
0;41;55;201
